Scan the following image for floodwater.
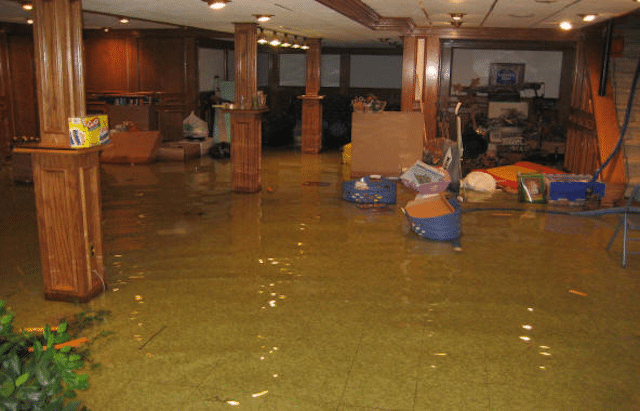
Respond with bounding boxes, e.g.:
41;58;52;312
1;148;639;410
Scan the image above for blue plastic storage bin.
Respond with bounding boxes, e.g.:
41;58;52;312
342;176;397;204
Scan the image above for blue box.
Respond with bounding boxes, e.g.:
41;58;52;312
544;174;605;205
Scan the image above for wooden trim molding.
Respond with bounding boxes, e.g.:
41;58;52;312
315;0;413;33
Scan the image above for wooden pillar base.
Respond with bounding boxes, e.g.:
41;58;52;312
299;95;324;154
14;145;105;302
230;110;265;192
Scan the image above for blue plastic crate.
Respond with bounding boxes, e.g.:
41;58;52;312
544;174;605;205
342;176;397;204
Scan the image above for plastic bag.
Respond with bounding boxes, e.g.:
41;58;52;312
183;111;209;138
462;171;497;192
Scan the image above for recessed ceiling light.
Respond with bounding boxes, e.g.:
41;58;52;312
22;2;33;11
559;21;573;30
26;18;34;24
254;14;272;23
581;14;597;22
119;17;129;24
450;13;465;21
206;0;230;9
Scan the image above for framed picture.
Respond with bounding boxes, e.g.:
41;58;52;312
489;63;525;87
518;173;545;203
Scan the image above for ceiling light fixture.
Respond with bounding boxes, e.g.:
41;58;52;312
119;17;130;24
257;28;268;44
206;0;230;10
559;21;572;30
22;2;33;11
281;35;292;48
291;36;301;49
26;18;34;24
450;13;465;21
580;14;597;22
269;33;281;47
254;14;272;22
300;39;310;50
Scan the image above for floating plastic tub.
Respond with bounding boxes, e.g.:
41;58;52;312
403;196;461;241
342;176;396;204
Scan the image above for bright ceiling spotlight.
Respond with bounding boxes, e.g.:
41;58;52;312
22;2;33;11
291;36;301;49
26;18;34;24
206;0;230;10
300;39;310;50
269;33;281;47
254;14;272;23
450;13;465;21
581;14;597;22
281;35;292;48
257;28;268;44
559;21;573;30
119;17;130;24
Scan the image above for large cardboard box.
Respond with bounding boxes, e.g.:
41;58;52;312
351;112;424;177
100;131;161;164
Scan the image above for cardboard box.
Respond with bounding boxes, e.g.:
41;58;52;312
68;115;110;148
156;140;201;161
100;131;161;164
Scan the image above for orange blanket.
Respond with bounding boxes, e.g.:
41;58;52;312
481;161;565;192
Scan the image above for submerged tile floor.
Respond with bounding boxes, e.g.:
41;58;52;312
1;148;639;410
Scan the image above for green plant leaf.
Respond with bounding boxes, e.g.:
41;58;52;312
57;323;67;334
0;342;11;355
43;325;51;341
0;379;15;398
14;373;29;387
33;340;43;355
1;314;13;325
60;346;72;354
62;400;83;411
35;360;53;386
43;396;63;411
1;397;19;411
5;353;21;378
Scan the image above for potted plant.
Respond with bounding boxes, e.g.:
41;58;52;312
0;300;90;411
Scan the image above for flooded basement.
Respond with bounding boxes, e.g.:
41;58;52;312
1;148;639;410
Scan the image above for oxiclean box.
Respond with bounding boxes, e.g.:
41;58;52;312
68;115;110;148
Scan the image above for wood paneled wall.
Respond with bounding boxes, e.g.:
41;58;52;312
84;30;200;142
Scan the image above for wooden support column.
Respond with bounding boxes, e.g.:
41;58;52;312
17;0;106;302
401;35;417;112
299;38;324;154
34;0;86;147
231;22;263;192
422;35;441;141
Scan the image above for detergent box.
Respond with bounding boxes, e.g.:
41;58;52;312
68;115;110;148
